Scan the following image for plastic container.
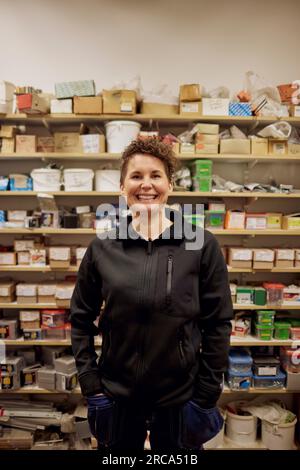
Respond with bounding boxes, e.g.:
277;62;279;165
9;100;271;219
255;323;274;341
290;327;300;340
280;347;300;373
263;282;285;306
9;174;33;191
228;349;253;374
0;177;9;191
105;120;141;153
95;170;120;192
41;310;66;328
253;356;280;376
227;370;252;390
63;168;94;192
262;418;297;450
31;168;61;191
252;370;286;389
274;321;291;340
256;310;275;325
226;410;257;444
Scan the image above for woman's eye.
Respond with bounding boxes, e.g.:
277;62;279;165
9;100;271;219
153;174;161;179
131;175;141;179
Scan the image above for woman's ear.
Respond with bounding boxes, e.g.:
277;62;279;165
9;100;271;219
168;182;173;192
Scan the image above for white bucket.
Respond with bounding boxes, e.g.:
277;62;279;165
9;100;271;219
226;410;257;445
95;170;120;192
31;168;61;192
262;418;297;450
63;169;94;192
105;120;141;153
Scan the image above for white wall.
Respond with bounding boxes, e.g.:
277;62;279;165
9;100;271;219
1;0;300;95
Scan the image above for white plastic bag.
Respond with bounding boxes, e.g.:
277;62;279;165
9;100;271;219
245;71;283;116
258;121;292;139
141;83;178;105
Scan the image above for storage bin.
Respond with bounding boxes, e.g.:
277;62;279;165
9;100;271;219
274;321;290;340
252;370;286;389
253;356;280;376
31;168;61;191
262;418;297;450
95;170;120;192
263;283;285;306
105;120;141;153
256;310;275;325
63;168;94;192
227;370;252;390
228;349;253;374
226;410;257;444
255;323;274;341
290;327;300;340
9;174;33;191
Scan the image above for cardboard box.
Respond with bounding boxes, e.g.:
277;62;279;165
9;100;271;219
180;143;195;154
141;102;178;115
288;143;300;156
54;133;81;152
1;137;15;153
229;102;252;116
17;93;49;114
0;125;16;138
195;133;219;144
0;281;15;298
17;252;31;265
16;283;37;297
268;139;287;155
20;310;40;322
286;371;300;391
37;136;55;153
245;213;267;230
56;372;78;391
50;98;73;114
194;123;219;135
55;283;75;305
283;286;300;305
76;247;87;262
103;90;136;114
14;239;36;252
8;210;27;221
0;252;16;265
17;296;37;304
224;211;245;229
0;319;19;339
253;249;275;269
74;96;102;114
1;357;25;375
55;80;95;99
277;83;294;103
15;135;37;153
202;98;229;116
290;105;300;117
295;249;300;267
228;248;253;268
195;143;218;154
179;101;202;116
49;247;70;268
80;134;105;153
30;249;47;266
220;139;251;154
282;213;300;230
275;249;295;268
179;84;201;102
38;282;57;303
266;213;282;229
250;137;268;155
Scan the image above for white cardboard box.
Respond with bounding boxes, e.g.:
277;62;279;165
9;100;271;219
202;98;229;116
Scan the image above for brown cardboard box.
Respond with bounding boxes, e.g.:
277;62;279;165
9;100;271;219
289;105;300;117
180;143;195;154
38;295;56;304
220;139;251;154
50;260;70;268
74;96;103;114
275;249;295;268
282;213;300;230
228;248;252;269
55;299;71;308
103;90;136;114
38;283;56;303
179;101;202;116
1;137;15;153
268;139;287;155
196;143;218;154
0;126;16;138
0;281;15;300
17;296;37;304
266;213;282;229
37;136;55;153
0;252;17;265
245;213;267;230
295;249;300;267
17;252;31;265
15;135;37;153
14;239;36;252
141;102;178;115
49;247;70;267
288;143;300;156
54;133;81;153
172;142;180;154
253;249;275;269
196;133;219;144
80;134;105;153
179;84;201;102
250;137;268;155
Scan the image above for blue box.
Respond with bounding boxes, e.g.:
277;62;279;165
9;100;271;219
229;348;253;374
55;80;95;99
9;175;33;191
0;177;9;191
252;370;286;389
229;102;252;116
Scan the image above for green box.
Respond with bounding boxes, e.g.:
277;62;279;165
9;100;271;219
255;323;274;341
254;287;267;306
204;211;225;228
192;176;212;192
256;310;276;325
274;321;291;340
183;214;204;228
236;287;254;305
192;159;213;177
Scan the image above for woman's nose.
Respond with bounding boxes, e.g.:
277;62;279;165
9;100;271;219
141;178;152;188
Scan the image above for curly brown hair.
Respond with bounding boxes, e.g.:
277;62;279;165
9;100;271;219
120;138;178;184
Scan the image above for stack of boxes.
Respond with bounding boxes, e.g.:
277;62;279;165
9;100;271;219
255;310;275;341
191;159;212;192
0;356;25;390
179;84;202;117
227;348;253;391
195;123;219;155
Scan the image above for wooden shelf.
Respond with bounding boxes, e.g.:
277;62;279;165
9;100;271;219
1;113;300;124
228;267;300;273
0;265;78;272
1;190;300;198
1;152;300;162
231;336;300;347
234;304;300;310
0;302;68;309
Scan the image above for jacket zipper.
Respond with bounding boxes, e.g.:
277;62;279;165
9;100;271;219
166;255;173;304
178;326;186;367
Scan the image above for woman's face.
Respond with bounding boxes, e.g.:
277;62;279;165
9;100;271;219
120;153;172;210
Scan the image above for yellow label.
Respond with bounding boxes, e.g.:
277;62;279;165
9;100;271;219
289;219;300;228
3;377;11;385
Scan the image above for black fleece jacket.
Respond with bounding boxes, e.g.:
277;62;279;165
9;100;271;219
70;215;233;409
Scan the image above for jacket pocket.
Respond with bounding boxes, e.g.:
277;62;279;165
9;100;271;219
181;401;223;449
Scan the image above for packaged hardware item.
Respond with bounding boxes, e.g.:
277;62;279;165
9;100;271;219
255;323;274;341
23;328;42;340
56;372;78;392
252;356;280;376
0;319;19;339
0;356;25;375
274;321;290;340
228;349;253;374
236;287;254;305
0;372;21;390
263;282;285;305
228;248;252;269
256;310;276;325
41;325;66;340
232;313;251;337
280;347;300;373
41;309;66;328
227;370;252;390
36;366;56;390
21;364;42;386
16;283;37;303
54;355;76;374
252;371;286;389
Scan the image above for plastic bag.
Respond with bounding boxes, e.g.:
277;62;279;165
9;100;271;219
258;121;292;139
245;71;283;116
203;86;230;99
141;83;178;105
110;75;142;100
239;399;296;425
